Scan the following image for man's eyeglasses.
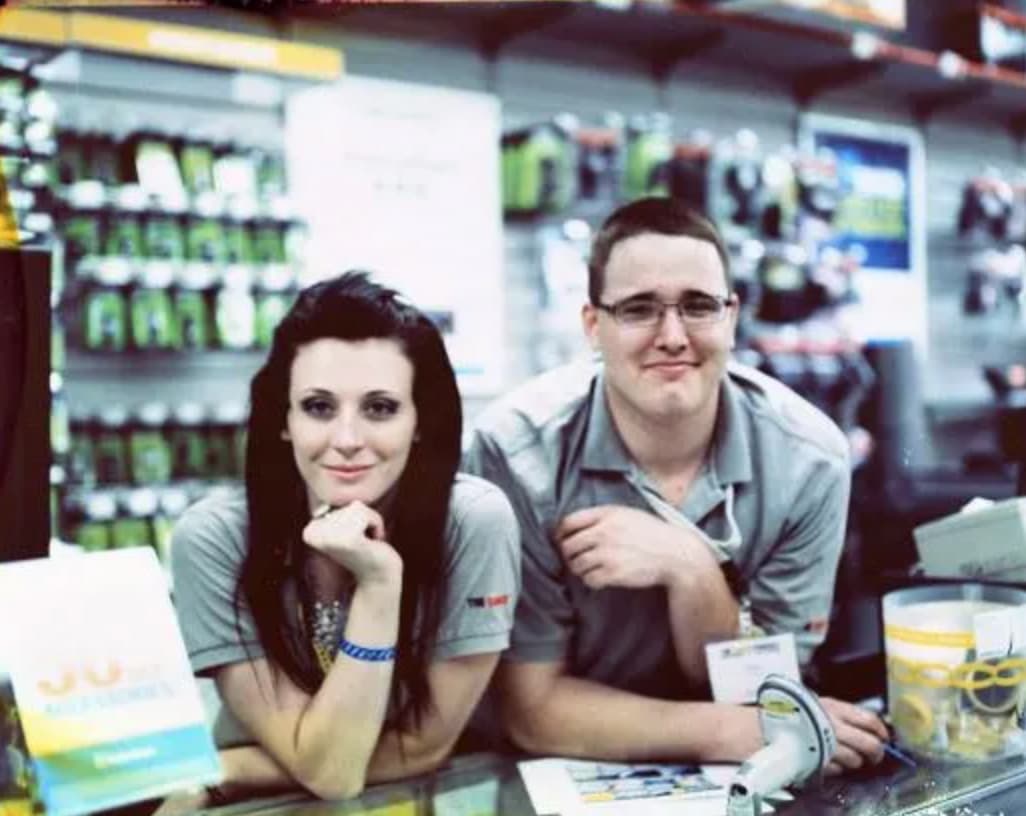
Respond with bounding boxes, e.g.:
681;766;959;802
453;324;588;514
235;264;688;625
596;292;735;327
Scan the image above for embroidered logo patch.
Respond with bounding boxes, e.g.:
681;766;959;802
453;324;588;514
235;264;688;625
467;594;510;609
804;618;829;635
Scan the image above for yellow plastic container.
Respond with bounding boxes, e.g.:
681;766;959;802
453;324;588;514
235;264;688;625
883;583;1026;763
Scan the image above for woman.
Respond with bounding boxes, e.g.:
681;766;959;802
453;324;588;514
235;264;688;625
169;272;520;803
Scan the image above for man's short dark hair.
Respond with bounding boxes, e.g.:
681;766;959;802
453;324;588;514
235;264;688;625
588;197;732;304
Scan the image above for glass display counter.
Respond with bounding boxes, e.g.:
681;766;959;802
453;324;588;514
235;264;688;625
187;751;1026;816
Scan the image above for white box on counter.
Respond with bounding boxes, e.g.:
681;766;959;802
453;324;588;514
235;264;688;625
913;497;1026;580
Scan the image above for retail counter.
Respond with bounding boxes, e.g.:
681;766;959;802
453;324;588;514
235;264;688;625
193;751;1026;816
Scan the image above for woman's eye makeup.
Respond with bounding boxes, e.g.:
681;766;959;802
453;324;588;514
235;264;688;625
300;396;335;418
363;397;400;419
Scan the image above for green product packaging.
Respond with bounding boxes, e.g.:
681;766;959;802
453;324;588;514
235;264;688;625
179;139;216;195
255;292;291;349
75;493;117;551
63;209;103;260
283;222;308;267
215;286;256;349
207;402;247;478
186;215;227;264
143;212;185;261
83;287;128;352
224;218;256;265
77;519;112;551
155;488;190;567
256;150;286;199
174;289;211;350
625;118;673;200
252;220;286;265
515;125;575;213
94;406;130;484
115;487;159;550
104;211;144;258
169;402;208;479
501;132;522;212
111;516;153;550
129;402;172;485
130;287;178;350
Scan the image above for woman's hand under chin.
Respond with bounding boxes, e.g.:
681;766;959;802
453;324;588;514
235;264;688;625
302;500;403;587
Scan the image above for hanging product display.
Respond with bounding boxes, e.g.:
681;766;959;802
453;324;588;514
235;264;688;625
624;112;673;200
502;117;577;215
575;117;623;205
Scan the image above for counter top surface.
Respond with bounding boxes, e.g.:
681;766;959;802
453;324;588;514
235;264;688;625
191;750;1026;816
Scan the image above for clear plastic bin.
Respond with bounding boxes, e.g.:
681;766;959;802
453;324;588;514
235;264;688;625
883;583;1026;763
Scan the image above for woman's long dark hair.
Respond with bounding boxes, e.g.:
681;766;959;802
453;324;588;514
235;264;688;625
237;271;462;731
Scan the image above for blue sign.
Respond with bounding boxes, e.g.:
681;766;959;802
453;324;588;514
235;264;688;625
812;130;912;273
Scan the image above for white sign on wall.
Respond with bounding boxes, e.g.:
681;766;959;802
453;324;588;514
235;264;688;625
285;76;505;397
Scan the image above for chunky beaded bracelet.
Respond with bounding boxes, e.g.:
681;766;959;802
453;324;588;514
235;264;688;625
338;637;396;662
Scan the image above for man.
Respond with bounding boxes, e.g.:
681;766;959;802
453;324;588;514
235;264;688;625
463;197;886;771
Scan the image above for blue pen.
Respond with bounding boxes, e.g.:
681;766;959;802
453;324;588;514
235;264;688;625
883;742;918;769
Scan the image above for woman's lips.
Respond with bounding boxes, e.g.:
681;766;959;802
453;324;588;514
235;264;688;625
324;465;373;481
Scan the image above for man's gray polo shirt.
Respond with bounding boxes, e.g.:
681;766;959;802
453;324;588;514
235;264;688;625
463;359;849;700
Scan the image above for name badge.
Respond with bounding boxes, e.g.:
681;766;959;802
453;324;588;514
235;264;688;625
705;633;801;704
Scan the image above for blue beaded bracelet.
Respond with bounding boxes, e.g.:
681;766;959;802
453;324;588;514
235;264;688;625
338;637;396;662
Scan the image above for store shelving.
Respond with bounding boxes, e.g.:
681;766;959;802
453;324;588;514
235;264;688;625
300;1;1026;132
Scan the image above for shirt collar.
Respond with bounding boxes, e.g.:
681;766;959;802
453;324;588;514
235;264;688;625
711;373;752;486
581;370;634;474
581;368;753;487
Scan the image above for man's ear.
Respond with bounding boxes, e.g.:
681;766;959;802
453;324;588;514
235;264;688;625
581;302;601;352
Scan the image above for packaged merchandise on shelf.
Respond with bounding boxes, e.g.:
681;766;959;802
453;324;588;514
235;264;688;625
168;401;210;480
74;491;117;552
502;116;577;215
215;269;257;349
173;279;213;351
112;487;158;550
669;134;713;215
68;408;97;489
206;400;247;479
93;405;131;485
82;280;130;352
177;136;217;197
127;130;187;202
128;402;173;485
575;117;623;205
255;289;293;349
154;486;191;568
624;112;673;200
130;264;179;350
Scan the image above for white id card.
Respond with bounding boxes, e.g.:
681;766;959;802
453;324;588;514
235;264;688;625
705;633;801;704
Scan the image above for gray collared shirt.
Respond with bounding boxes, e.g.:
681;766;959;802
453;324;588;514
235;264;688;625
463;359;849;699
